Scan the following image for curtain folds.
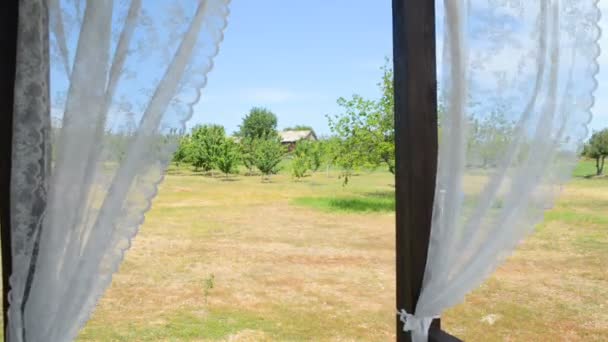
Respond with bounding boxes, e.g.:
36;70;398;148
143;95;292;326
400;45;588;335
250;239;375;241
9;1;230;341
406;1;601;340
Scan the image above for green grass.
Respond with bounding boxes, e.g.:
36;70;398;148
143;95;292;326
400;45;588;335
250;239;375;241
293;191;395;213
573;159;601;178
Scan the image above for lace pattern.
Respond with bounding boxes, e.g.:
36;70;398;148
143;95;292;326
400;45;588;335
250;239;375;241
412;1;601;335
9;1;231;341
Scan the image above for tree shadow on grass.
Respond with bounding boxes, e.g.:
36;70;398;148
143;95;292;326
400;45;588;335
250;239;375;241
219;177;241;182
361;190;395;200
293;193;395;213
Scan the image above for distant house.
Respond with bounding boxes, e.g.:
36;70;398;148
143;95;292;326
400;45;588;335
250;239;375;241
279;130;317;151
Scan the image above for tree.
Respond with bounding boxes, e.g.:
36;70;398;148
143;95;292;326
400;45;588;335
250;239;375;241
326;59;395;181
376;60;395;173
291;154;309;180
186;124;225;172
215;139;241;177
290;140;322;180
239;137;257;175
307;142;322;172
238;107;278;140
293;140;322;171
582;128;608;175
466;108;515;168
318;136;341;177
253;138;285;180
173;134;190;166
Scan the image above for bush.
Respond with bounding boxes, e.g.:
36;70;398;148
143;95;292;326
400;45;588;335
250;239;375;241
291;155;309;180
215;139;241;177
186;125;225;172
240;137;257;175
290;140;323;180
253;138;285;180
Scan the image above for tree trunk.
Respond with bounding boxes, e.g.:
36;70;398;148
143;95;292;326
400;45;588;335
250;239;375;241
600;156;605;175
596;157;601;176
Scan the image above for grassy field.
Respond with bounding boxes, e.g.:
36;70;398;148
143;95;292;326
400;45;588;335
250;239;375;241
79;161;608;341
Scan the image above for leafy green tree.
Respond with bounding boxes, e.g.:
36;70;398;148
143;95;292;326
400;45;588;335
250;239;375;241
186;124;225;172
318;136;341;176
326;59;395;182
238;107;278;140
377;60;395;173
291;155;309;180
173;134;190;166
582;128;608;175
253;138;285;180
293;140;322;171
239;137;257;175
307;142;322;172
289;140;322;180
466;109;515;168
215;139;241;177
104;132;129;163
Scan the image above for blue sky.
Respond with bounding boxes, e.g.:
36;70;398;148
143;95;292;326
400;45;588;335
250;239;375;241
190;0;392;136
191;1;608;136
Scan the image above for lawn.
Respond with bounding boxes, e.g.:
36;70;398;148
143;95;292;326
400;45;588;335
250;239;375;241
79;161;608;341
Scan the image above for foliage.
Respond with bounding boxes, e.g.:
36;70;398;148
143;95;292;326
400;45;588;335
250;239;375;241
238;107;278;140
239;137;257;175
252;138;285;179
376;61;395;173
318;137;341;170
290;140;322;180
291;155;309;180
186;125;226;172
173;134;190;166
306;141;323;172
465;106;516;168
582;128;608;175
103;132;130;163
215;139;241;177
326;59;395;183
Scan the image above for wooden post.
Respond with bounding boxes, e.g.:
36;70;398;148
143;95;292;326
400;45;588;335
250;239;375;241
393;1;460;341
0;0;19;339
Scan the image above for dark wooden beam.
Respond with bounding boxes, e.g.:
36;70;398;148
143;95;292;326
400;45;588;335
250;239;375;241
393;1;460;341
0;0;19;338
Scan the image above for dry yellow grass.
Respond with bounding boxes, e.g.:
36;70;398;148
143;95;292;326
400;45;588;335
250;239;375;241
79;166;607;341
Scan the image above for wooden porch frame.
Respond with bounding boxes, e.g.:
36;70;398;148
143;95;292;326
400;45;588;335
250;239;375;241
393;1;460;340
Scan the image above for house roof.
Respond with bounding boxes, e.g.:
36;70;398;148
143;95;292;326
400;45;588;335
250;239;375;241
279;130;317;143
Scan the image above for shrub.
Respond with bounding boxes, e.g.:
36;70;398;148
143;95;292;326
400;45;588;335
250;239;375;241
186;125;225;172
253;138;285;180
215;139;241;177
291;155;309;180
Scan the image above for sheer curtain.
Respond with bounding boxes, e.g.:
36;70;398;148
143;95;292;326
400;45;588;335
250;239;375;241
399;0;601;340
9;1;230;341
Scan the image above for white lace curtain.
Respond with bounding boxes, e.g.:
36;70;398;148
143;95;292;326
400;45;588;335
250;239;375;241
9;0;229;341
400;1;601;341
